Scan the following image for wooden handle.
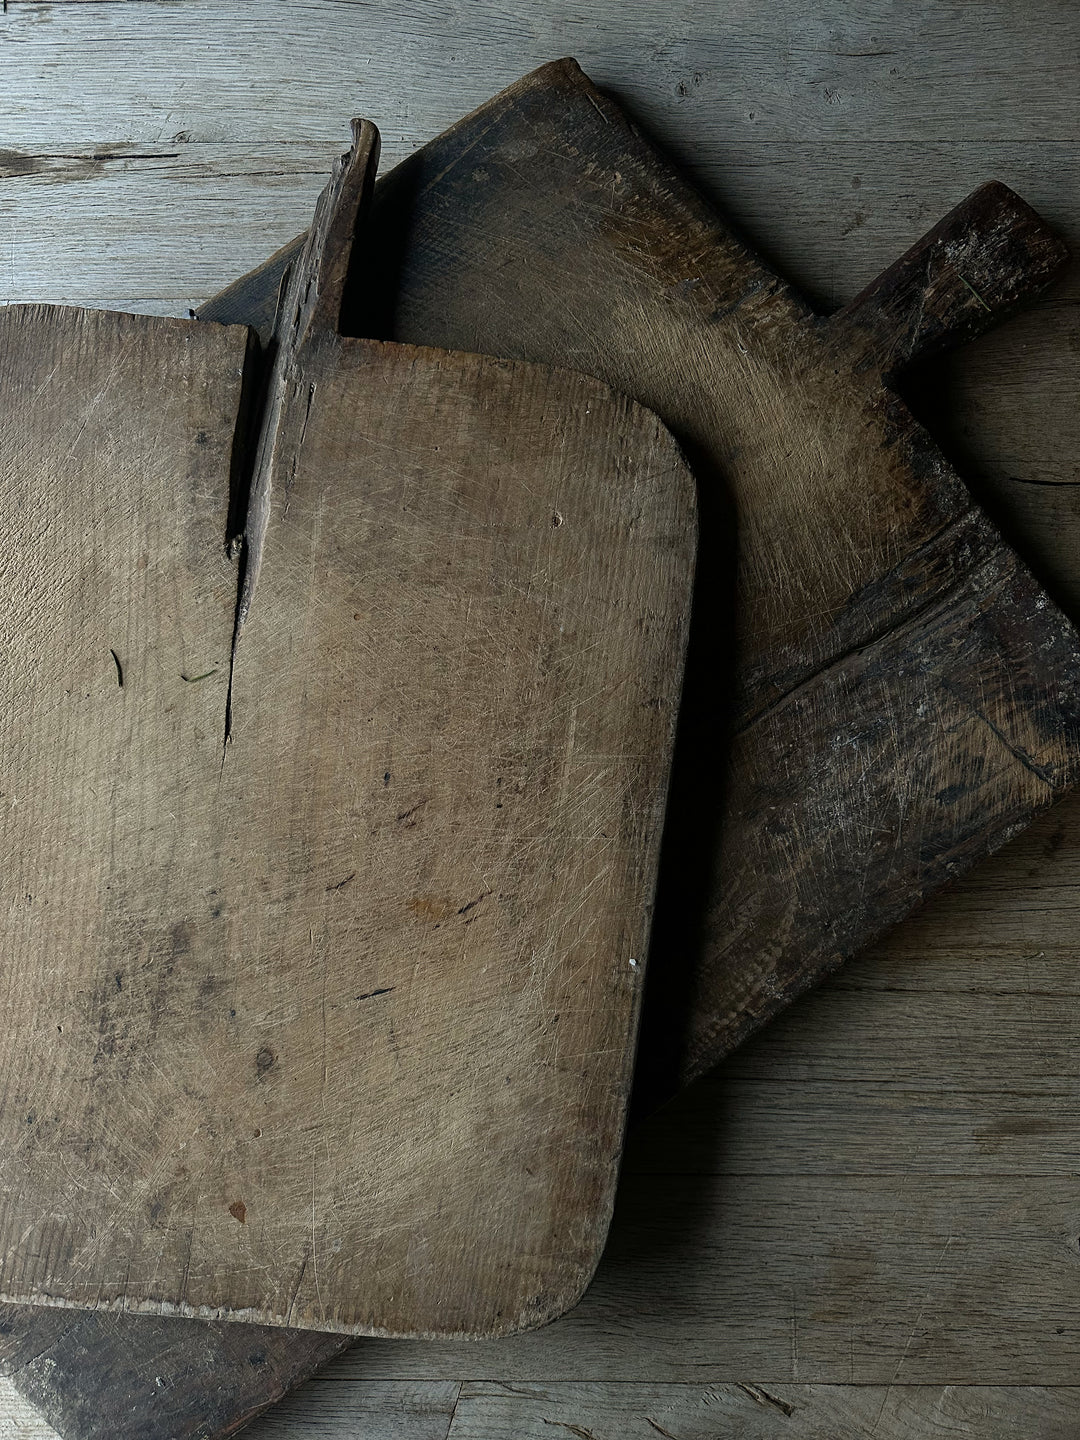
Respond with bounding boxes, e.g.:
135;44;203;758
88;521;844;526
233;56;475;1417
828;181;1070;381
202;179;1069;377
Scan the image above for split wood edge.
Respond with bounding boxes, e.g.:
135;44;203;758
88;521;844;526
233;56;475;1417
226;119;380;744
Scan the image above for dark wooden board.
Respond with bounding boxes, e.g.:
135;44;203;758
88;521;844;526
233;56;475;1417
203;59;1080;1100
3;56;1079;1440
0;122;694;1337
0;1304;340;1440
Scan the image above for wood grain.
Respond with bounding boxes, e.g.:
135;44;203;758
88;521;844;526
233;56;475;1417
0;0;1075;150
4;143;1079;319
8;1377;1080;1440
203;59;1080;1105
0;128;696;1336
0;5;1078;1438
398;1382;1080;1440
1;624;1077;1395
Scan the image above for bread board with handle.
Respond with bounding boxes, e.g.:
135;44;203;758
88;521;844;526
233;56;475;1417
204;58;1080;1102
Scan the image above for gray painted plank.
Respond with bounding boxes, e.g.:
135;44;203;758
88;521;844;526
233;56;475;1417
625;1078;1080;1177
235;1382;1080;1439
192;1380;1080;1440
239;1380;460;1438
721;991;1080;1090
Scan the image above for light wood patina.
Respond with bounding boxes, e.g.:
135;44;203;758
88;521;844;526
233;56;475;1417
0;125;695;1338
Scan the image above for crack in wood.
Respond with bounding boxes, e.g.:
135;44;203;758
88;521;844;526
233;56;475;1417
221;123;378;762
735;1382;797;1416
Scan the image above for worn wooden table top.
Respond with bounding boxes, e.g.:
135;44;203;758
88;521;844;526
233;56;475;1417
1;2;1078;1437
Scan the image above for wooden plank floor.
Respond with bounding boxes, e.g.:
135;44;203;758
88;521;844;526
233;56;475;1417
1;2;1078;1436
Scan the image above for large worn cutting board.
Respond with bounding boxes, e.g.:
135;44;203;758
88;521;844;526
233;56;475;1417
2;60;1078;1440
0;124;695;1336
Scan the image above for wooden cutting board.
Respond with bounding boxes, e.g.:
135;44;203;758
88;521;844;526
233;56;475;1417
0;124;695;1337
202;59;1080;1107
3;59;1078;1440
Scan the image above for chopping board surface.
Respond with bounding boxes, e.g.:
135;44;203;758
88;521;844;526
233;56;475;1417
0;128;695;1336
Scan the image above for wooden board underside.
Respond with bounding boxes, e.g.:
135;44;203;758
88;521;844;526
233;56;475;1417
0;293;694;1334
201;60;1080;1102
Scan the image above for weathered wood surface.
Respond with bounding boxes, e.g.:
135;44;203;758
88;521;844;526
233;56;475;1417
205;58;1080;1105
18;800;1080;1430
8;1380;1080;1440
0;125;694;1336
210;173;1066;368
9;792;1080;1434
311;1383;1080;1440
1;4;1079;1439
2;4;1078;155
6;0;1076;645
